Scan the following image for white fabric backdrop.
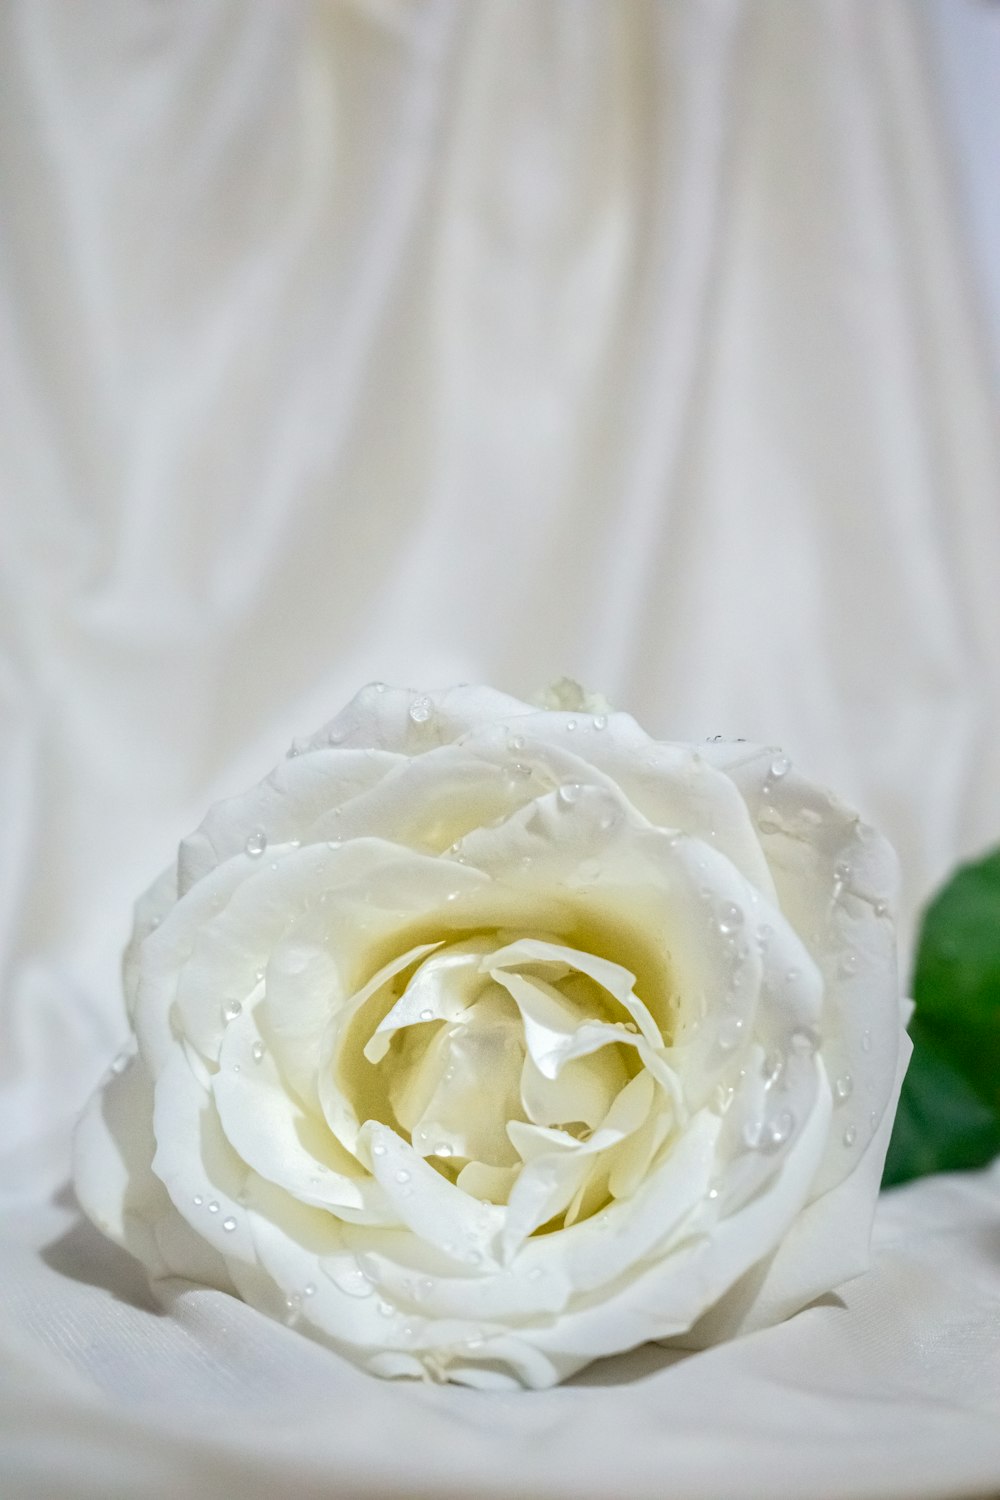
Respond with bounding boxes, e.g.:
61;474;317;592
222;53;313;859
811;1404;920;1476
1;1;999;1496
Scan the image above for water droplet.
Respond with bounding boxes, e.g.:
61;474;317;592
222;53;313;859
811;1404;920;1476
419;1008;434;1022
285;1294;303;1321
395;1169;411;1184
252;1040;265;1063
110;1050;132;1075
713;1082;735;1114
742;1118;764;1150
330;1264;374;1299
839;952;859;978
371;681;386;693
193;1195;204;1207
245;829;267;858
874;899;889;918
377;1300;394;1318
843;1125;857;1147
565;719;577;732
372;1142;387;1157
790;1026;821;1055
762;1050;784;1087
507;735;525;753
415;1277;434;1300
707;1185;720;1201
834;1073;854;1103
408;697;432;724
303;1283;316;1298
222;1216;237;1233
834;861;853;886
717;1015;745;1051
445;890;460;903
557;782;582;806
766;1110;795;1148
756;923;774;953
718;903;743;935
222;998;242;1023
785;967;801;984
862;1028;872;1053
769;755;791;780
435;1143;453;1158
207;1201;220;1214
592;714;608;731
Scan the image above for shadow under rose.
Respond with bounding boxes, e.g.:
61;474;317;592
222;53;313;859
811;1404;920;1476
568;1291;848;1387
42;1183;162;1314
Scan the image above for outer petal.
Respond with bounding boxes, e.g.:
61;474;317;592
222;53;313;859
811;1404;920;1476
73;1055;236;1294
700;741;903;1197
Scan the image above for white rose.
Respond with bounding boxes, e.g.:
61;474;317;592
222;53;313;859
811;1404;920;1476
75;682;908;1389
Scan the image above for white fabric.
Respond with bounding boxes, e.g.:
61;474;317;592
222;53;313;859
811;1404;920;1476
1;0;999;1494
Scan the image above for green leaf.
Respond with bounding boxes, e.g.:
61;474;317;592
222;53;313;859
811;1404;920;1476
883;846;1000;1187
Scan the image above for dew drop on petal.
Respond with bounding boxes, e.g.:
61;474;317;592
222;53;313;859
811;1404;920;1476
252;1041;265;1063
874;899;889;918
409;697;433;724
565;719;577;732
245;829;267;859
110;1050;132;1076
419;1008;434;1022
395;1169;411;1184
769;755;791;780
718;903;744;935
592;714;608;731
435;1143;453;1158
717;1015;744;1051
372;1142;387;1157
713;1082;735;1114
839;952;859;978
834;1073;854;1103
193;1195;203;1207
862;1028;872;1053
330;1265;373;1299
790;1026;821;1055
303;1284;316;1298
222;999;242;1023
843;1125;857;1147
222;1217;237;1233
378;1301;394;1318
557;782;582;807
207;1201;220;1214
767;1110;795;1148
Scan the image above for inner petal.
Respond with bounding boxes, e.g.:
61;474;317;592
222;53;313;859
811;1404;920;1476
390;987;527;1169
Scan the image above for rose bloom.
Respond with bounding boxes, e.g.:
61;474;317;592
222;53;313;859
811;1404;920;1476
75;683;908;1389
